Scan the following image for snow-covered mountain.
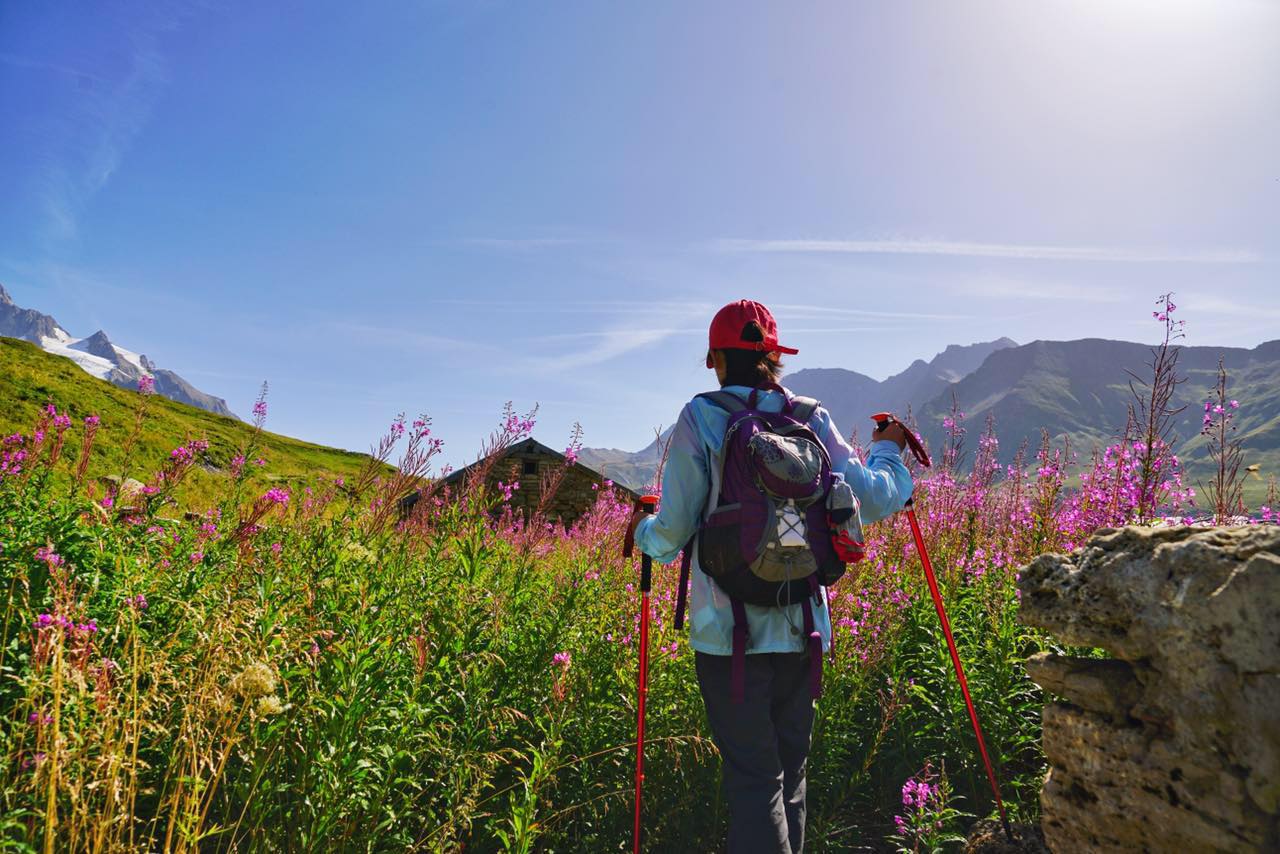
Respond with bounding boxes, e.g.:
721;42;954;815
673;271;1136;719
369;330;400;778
0;282;236;418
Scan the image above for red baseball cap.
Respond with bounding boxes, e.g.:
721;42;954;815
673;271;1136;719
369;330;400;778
708;300;799;356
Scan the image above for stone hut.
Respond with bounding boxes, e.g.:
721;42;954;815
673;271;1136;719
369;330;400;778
1018;525;1279;852
432;438;640;526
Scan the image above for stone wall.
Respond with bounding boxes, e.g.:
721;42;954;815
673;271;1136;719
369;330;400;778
1018;526;1279;853
488;449;631;525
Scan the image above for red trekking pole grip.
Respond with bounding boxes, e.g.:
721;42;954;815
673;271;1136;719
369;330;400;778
870;412;932;468
622;494;659;561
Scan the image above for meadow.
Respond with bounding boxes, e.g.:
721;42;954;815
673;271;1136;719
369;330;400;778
1;312;1273;852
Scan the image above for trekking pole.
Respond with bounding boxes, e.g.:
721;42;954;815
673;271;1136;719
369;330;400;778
621;494;658;854
872;414;1014;843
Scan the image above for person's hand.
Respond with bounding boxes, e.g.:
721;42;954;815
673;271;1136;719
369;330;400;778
627;506;646;542
872;419;908;450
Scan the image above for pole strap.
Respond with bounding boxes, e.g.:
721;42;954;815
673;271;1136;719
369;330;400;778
674;538;693;630
802;575;822;699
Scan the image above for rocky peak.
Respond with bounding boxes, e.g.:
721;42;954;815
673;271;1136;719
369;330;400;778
80;329;117;362
0;285;236;419
0;287;62;343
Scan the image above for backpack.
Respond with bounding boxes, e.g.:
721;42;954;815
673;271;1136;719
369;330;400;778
672;382;865;703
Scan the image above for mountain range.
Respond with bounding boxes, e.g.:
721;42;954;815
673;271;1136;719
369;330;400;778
580;335;1280;504
0;283;235;417
578;337;1019;488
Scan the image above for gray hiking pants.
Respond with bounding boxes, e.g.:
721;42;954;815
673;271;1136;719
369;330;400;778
695;651;816;854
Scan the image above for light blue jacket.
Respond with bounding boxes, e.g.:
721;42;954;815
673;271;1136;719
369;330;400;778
634;385;913;656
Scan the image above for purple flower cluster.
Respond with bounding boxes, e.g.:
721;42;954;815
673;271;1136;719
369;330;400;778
901;775;938;810
503;410;537;439
1201;398;1240;434
34;613;98;635
263;487;291;505
1152;293;1185;332
138;375;156;395
892;763;947;840
44;404;72;431
1;432;28;478
34;547;64;568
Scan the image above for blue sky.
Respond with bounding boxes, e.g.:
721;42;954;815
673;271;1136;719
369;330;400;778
2;1;1277;468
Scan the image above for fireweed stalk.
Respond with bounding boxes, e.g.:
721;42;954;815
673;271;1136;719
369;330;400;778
888;762;966;853
112;375;157;503
1127;293;1188;524
1199;357;1246;525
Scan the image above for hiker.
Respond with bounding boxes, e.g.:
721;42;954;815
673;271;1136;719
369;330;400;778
628;299;912;854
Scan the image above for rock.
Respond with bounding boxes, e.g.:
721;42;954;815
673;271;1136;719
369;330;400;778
1019;525;1280;852
965;819;1049;853
1024;652;1141;722
99;475;147;501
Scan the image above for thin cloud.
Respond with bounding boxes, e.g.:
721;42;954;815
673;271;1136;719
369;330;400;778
771;303;974;322
784;326;907;333
526;328;680;372
1182;294;1280;320
22;4;207;245
428;298;721;317
522;328;701;343
326;321;485;352
0;52;109;84
459;238;586;250
711;238;1260;264
954;276;1126;303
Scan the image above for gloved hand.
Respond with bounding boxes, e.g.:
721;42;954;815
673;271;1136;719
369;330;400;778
871;419;909;450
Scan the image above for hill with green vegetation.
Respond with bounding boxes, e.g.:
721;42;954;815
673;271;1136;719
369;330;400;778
915;338;1280;508
584;335;1280;512
0;335;374;504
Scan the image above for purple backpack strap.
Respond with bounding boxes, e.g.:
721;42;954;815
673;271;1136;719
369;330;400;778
746;382;794;413
674;538;693;630
695;390;749;413
730;598;749;704
790;395;819;424
802;575;822;700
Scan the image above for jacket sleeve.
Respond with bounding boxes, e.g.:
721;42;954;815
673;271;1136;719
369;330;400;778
811;407;913;525
633;403;709;564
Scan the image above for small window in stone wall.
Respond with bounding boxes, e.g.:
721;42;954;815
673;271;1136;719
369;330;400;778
522;459;538;476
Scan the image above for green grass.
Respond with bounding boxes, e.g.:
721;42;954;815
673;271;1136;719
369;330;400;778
0;390;1061;852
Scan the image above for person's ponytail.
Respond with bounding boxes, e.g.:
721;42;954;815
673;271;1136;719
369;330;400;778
711;322;784;387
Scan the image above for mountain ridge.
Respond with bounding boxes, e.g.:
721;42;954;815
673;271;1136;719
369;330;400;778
0;282;236;418
578;337;1018;488
581;335;1280;504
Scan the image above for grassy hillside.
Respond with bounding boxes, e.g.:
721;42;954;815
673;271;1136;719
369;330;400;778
0;336;374;504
